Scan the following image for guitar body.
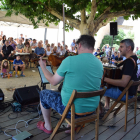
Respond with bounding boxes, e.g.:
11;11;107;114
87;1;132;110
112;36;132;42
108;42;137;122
101;65;122;89
48;54;65;67
48;52;77;67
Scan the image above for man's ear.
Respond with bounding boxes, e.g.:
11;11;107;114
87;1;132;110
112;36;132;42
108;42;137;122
78;43;81;49
128;46;132;51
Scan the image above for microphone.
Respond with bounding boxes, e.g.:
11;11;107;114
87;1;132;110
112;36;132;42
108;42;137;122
95;52;104;56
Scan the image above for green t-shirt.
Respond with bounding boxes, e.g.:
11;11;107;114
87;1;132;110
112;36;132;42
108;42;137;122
57;53;103;113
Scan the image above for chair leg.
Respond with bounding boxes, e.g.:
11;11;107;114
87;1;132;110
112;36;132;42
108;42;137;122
95;119;99;140
71;104;75;140
134;100;137;124
114;104;124;116
124;104;128;131
102;101;118;121
50;119;64;140
75;124;84;134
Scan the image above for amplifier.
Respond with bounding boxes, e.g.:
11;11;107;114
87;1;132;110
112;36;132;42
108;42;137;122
0;89;4;102
13;85;40;105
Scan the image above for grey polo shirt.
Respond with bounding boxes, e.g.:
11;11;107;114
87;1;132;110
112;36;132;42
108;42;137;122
17;44;24;49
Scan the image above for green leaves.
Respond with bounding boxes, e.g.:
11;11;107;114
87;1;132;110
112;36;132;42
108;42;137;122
1;0;140;34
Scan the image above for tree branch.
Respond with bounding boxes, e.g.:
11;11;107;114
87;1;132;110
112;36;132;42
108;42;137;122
35;1;81;29
81;9;86;24
87;0;97;24
105;10;137;18
95;6;113;25
93;17;114;35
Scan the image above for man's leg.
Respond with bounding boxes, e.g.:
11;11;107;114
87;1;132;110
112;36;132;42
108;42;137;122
15;66;18;74
40;102;52;130
21;64;25;73
38;90;68;132
104;87;121;110
104;97;110;109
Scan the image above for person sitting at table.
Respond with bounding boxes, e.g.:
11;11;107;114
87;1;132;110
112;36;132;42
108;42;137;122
34;42;46;66
9;37;17;50
45;44;52;56
43;40;48;49
2;35;6;45
65;45;70;52
70;46;76;53
13;55;25;78
52;46;58;53
57;42;61;51
31;39;37;49
29;39;32;45
40;40;43;47
50;43;54;52
23;42;32;54
24;39;29;46
16;39;24;52
0;40;15;66
57;46;65;55
23;42;32;68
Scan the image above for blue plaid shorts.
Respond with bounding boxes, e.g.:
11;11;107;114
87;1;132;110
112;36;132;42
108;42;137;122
40;89;89;118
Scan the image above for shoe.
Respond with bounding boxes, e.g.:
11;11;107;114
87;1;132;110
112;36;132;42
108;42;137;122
20;73;25;77
37;121;53;134
15;74;18;78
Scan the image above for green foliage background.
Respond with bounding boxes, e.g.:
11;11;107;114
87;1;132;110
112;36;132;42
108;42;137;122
100;29;134;51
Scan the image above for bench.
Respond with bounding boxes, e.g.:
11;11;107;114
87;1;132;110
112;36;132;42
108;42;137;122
38;65;54;90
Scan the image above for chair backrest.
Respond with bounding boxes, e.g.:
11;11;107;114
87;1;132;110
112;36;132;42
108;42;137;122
75;88;106;99
65;88;106;113
60;88;106;121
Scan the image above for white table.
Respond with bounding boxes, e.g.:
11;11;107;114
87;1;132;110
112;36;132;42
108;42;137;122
15;52;30;55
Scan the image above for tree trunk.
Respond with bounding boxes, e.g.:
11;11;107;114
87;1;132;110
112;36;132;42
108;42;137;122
80;23;95;36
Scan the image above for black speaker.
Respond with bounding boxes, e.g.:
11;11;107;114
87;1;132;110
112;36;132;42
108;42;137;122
13;85;40;105
110;22;118;35
0;89;4;102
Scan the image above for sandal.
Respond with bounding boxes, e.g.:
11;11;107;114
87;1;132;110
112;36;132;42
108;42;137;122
65;127;79;134
37;121;53;134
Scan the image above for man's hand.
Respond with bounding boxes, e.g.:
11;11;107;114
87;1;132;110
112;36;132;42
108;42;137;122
9;54;11;57
39;57;44;66
2;53;4;57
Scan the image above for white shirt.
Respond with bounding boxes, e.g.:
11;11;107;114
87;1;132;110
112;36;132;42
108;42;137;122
46;50;52;56
43;44;48;49
70;49;76;53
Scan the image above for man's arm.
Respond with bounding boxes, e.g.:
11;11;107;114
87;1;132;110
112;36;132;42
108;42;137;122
104;75;131;87
39;59;64;86
1;50;4;56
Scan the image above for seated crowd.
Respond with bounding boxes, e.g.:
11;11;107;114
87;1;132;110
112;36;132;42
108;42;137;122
0;33;78;78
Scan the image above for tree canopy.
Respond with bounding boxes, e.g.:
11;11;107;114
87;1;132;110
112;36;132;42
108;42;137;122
1;0;140;36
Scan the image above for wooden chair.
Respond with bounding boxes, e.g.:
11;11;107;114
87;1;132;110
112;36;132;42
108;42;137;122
50;88;106;140
102;80;140;131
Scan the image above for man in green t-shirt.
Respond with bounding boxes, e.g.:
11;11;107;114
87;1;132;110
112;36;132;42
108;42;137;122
37;35;103;134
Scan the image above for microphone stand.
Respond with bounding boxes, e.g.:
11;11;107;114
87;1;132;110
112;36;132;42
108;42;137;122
109;29;115;65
